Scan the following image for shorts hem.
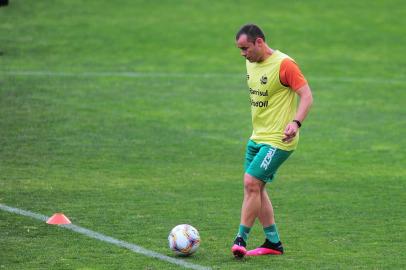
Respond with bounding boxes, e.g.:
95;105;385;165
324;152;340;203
245;171;274;183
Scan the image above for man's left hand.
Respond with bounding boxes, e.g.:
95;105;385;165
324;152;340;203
282;122;299;143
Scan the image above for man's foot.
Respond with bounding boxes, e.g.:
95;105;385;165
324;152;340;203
231;237;247;258
246;239;284;256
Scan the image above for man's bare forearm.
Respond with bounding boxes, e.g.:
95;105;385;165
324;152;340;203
294;84;313;123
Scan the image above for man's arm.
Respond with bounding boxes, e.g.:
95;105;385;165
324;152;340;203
282;84;313;143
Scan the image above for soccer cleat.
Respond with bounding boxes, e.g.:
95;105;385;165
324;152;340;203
246;239;284;256
231;236;247;258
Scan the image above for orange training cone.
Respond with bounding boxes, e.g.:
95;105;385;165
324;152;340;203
46;213;71;225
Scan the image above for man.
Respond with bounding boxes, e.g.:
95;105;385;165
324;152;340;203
231;24;313;258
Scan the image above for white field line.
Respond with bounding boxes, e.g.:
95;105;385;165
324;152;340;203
1;70;405;84
0;204;211;270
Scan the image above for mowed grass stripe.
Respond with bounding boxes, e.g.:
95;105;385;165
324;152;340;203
0;204;212;270
1;70;405;85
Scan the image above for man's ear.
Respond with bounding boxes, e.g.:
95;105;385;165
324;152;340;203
255;38;265;46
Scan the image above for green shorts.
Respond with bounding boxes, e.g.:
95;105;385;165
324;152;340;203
244;140;293;183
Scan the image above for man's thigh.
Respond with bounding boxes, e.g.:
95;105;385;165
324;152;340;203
245;141;293;183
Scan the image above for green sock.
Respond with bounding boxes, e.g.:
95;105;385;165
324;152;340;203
263;224;280;243
236;224;251;242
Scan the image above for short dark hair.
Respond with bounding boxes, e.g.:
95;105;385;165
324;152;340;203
236;24;266;43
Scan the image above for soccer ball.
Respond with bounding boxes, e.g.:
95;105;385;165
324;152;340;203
168;224;200;256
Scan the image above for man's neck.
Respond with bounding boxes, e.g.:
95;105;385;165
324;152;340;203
259;47;274;62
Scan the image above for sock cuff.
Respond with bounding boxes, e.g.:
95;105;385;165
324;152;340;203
263;223;280;243
240;224;252;232
237;224;252;241
263;224;277;232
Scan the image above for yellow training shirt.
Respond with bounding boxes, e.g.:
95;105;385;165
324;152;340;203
246;50;298;151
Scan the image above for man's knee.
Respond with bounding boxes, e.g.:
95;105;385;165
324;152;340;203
244;173;263;194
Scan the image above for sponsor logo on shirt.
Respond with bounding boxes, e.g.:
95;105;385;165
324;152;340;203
260;75;268;85
249;88;268;96
250;99;268;108
249;88;269;108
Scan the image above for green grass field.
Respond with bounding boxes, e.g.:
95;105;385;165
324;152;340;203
1;0;405;269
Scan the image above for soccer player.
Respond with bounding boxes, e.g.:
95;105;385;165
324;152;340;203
231;24;313;258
